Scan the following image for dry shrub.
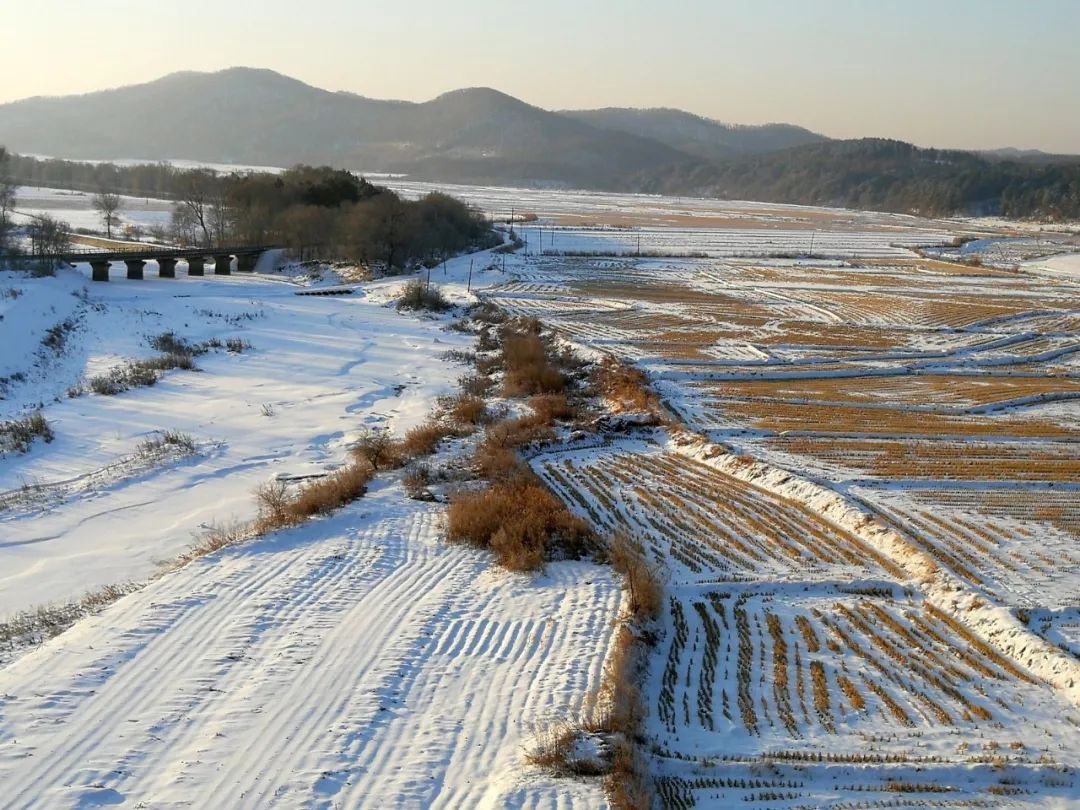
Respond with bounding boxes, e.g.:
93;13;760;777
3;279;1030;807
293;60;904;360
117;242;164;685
396;279;452;312
524;721;579;773
403;463;434;500
291;462;374;517
471;415;554;482
482;415;554;451
501;329;565;397
175;521;252;567
529;392;576;425
475;354;503;376
605;746;652;810
400;420;458;459
459;373;495;397
608;534;663;622
440;393;489;427
591;358;656;413
473;443;527;482
0;411;54;454
446;479;594;571
256;460;375;531
352;427;403;470
470;301;507;324
523;722;606;777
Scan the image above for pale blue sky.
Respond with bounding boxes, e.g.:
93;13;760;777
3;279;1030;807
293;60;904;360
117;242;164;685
4;0;1078;151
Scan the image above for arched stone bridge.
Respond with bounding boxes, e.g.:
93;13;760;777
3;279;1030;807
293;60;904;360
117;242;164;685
50;246;279;281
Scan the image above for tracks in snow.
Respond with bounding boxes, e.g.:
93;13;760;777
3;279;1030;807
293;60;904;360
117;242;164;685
0;485;620;809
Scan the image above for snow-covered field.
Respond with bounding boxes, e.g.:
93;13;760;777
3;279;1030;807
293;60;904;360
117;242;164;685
0;250;617;807
485;222;1080;806
11;185;173;233
4;178;1080;807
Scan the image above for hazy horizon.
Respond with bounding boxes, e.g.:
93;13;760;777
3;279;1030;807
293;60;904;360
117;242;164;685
2;0;1078;154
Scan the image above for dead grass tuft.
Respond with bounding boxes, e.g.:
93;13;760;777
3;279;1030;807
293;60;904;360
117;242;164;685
400;420;459;459
447;478;594;571
501;326;566;397
0;411;54;454
591;358;657;414
459;373;496;397
439;393;490;427
256;460;376;532
608;534;663;622
529;392;576;425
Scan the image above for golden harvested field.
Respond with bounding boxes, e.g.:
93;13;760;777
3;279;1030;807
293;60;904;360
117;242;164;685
537;446;902;582
713;399;1079;438
499;234;1080;807
769;436;1080;482
706;373;1080;409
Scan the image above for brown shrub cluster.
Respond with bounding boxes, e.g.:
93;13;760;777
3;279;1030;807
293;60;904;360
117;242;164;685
256;460;376;531
608;534;663;622
351;428;403;470
591;358;657;413
501;326;566;397
529;392;575;425
439;393;489;427
400;421;459;458
446;478;594;571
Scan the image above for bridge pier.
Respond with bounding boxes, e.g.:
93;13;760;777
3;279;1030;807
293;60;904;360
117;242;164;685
125;259;146;280
237;253;257;273
213;254;233;275
90;259;111;282
187;256;205;276
158;257;177;278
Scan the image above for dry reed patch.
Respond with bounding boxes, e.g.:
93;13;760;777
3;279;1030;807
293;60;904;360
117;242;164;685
591;358;658;414
255;460;376;532
529;392;576;425
608;534;663;622
446;479;594;571
0;583;138;655
439;393;490;427
0;410;54;454
501;329;566;397
524;721;608;778
400;420;460;459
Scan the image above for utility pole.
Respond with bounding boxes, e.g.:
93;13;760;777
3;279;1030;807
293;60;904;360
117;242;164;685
467;257;474;292
510;207;515;238
425;262;432;293
809;230;816;257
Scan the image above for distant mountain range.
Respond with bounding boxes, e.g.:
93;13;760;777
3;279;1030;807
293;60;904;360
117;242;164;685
0;67;825;188
1;67;1078;218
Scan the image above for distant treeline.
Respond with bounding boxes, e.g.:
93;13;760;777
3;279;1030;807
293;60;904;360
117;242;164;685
10;141;1080;225
8;153;183;198
5;153;499;269
641;139;1080;220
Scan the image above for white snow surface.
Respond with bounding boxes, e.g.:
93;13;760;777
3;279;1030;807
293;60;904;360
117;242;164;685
0;250;615;807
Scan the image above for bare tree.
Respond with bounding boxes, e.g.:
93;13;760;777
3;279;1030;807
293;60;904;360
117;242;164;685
175;169;218;247
92;190;122;239
26;214;71;256
0;147;16;250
